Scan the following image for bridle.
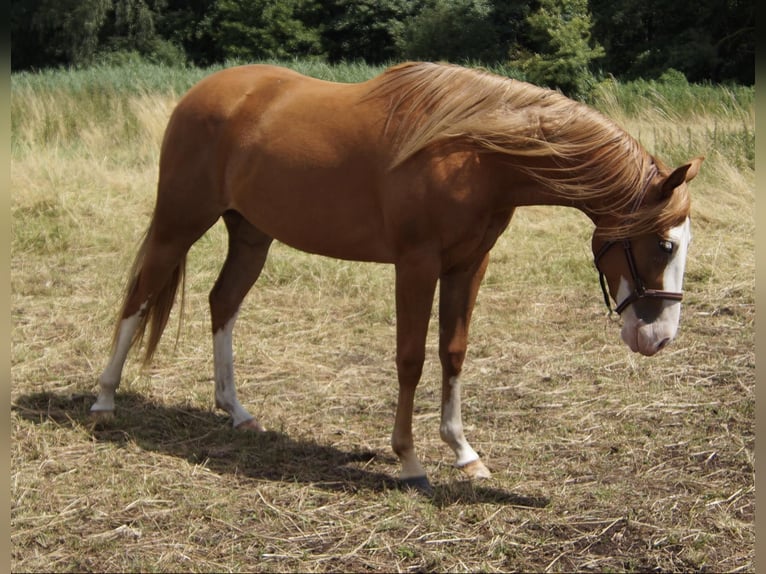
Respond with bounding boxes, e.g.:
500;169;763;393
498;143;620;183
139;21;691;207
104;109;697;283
594;239;683;315
593;165;684;316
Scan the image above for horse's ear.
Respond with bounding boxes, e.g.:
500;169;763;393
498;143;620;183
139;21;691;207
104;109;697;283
661;156;704;198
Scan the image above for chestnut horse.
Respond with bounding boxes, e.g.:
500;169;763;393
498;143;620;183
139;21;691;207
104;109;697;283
92;62;703;492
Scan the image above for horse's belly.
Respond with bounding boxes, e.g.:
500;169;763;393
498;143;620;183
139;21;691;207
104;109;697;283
233;176;394;263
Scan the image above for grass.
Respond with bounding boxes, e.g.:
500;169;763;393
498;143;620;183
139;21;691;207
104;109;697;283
11;61;753;572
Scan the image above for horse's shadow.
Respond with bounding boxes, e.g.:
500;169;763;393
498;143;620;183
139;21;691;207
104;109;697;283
12;391;549;508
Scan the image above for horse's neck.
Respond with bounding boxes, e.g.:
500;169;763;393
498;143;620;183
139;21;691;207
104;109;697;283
487;155;600;221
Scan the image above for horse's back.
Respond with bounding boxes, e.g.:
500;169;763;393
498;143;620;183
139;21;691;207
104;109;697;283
163;64;387;174
162;65;319;155
156;65;395;261
172;65;311;121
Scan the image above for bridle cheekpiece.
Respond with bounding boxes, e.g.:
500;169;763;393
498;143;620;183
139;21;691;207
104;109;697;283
593;164;684;316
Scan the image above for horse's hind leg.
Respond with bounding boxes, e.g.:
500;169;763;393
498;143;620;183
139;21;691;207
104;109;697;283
209;211;273;430
92;300;146;414
92;205;220;417
93;236;192;414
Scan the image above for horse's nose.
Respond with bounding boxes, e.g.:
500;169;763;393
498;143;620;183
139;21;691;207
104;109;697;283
656;337;671;352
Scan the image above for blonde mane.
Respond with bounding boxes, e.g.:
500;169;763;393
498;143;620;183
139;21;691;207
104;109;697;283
366;62;690;240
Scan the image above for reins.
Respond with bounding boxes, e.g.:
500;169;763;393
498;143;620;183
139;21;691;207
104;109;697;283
593;165;684;316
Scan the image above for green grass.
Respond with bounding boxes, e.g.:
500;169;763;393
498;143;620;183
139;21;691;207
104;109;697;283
592;75;754;171
12;59;754;170
11;61;753;572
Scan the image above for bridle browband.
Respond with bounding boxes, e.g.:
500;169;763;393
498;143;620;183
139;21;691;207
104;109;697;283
593;165;684;316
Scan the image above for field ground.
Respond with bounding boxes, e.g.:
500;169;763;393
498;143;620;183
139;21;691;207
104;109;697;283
11;63;754;572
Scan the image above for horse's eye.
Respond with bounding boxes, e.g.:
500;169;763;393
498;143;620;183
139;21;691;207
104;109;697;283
658;239;674;254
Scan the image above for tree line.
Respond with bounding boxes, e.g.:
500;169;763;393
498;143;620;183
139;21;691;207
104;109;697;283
11;0;754;95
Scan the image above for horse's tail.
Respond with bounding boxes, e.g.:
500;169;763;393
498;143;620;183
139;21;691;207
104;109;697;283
112;223;187;367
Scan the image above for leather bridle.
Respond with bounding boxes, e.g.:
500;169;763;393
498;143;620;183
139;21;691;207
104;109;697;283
593;165;684;316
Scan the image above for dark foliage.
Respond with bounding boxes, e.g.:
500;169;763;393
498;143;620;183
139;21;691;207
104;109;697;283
11;0;754;87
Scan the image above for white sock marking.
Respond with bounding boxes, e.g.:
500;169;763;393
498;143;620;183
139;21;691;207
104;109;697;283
213;312;256;427
92;303;147;412
440;376;480;467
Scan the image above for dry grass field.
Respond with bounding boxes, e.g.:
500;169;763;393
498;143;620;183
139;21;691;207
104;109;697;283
11;63;754;572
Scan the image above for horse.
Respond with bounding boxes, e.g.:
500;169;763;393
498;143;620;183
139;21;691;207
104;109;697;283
91;62;703;493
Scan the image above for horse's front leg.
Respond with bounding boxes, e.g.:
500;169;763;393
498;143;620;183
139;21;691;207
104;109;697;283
391;253;440;493
438;253;492;480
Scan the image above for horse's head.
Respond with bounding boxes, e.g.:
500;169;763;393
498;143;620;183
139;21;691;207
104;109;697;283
593;157;703;356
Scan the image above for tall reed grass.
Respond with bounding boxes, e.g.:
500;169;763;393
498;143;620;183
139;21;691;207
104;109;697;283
593;76;754;170
12;60;753;162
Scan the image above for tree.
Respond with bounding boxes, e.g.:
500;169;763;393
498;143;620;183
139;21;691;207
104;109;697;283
590;0;754;84
488;0;533;59
155;0;218;66
204;0;321;62
11;0;186;69
9;0;755;83
713;0;754;84
11;0;110;69
99;0;187;65
401;0;500;62
318;0;418;64
510;0;604;97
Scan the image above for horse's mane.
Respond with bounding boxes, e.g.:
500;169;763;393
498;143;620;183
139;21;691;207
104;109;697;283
365;62;690;240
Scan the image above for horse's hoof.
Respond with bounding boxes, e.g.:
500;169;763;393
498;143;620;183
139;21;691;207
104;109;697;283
88;409;115;428
459;459;492;479
90;409;115;422
400;475;434;496
235;418;266;432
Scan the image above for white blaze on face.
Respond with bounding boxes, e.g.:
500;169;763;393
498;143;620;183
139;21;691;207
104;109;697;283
620;218;691;356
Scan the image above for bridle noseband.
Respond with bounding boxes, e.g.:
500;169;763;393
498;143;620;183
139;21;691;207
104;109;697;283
593;165;684;316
